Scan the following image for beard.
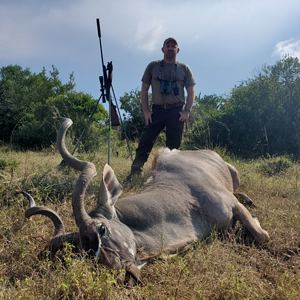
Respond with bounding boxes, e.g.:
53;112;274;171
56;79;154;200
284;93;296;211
167;51;176;58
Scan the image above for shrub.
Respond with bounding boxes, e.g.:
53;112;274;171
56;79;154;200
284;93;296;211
256;155;292;176
0;158;19;171
0;159;7;170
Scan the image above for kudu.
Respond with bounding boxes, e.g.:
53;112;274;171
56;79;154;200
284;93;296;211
20;117;270;285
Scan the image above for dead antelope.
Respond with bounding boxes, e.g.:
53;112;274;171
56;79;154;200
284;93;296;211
19;117;270;285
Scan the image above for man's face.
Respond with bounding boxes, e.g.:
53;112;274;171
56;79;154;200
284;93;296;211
162;41;179;60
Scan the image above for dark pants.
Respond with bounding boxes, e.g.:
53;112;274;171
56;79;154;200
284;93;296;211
131;105;184;173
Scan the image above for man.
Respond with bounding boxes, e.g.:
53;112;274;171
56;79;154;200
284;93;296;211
129;37;196;177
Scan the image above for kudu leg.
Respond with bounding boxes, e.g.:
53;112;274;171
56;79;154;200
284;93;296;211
232;202;269;243
234;192;257;207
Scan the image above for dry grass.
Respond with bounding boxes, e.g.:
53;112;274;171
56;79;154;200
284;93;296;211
0;148;299;299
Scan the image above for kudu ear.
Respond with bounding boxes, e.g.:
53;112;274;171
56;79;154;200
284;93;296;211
97;164;123;208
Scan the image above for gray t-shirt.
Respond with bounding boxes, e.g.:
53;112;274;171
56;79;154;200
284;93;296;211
142;60;196;105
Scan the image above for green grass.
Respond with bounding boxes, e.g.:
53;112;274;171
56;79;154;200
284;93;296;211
0;147;299;299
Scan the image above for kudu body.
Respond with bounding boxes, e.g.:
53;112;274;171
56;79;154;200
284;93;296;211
21;117;269;284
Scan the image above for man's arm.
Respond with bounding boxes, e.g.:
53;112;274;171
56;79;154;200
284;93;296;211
179;85;195;122
141;82;153;125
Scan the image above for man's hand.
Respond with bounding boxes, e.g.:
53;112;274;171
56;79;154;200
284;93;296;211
179;110;190;122
144;109;153;125
179;85;195;122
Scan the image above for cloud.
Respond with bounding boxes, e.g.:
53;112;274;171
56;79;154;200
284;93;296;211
273;39;300;59
133;20;164;52
2;0;300;60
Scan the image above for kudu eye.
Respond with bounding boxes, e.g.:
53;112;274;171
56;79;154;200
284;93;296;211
97;224;106;237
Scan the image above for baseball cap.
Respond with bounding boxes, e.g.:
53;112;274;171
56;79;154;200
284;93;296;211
163;37;178;46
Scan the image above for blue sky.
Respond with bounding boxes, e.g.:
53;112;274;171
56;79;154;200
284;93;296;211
1;0;300;109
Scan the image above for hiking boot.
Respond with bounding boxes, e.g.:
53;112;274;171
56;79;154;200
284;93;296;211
124;166;142;183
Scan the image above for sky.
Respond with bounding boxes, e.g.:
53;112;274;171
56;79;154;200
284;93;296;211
1;0;300;112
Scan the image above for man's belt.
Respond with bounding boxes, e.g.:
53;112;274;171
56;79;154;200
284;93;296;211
152;103;184;109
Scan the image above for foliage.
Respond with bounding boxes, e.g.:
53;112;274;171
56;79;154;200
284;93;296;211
0;159;7;170
0;65;108;150
119;89;151;141
2;55;300;158
255;155;293;176
221;55;300;157
0;158;19;171
187;55;300;158
22;169;77;203
182;94;227;150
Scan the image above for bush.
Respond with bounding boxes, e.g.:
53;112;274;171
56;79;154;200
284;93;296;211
0;158;19;171
0;65;108;150
0;159;7;170
21;169;77;202
256;155;292;176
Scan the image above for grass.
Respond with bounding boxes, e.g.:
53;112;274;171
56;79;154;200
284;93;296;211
0;146;299;299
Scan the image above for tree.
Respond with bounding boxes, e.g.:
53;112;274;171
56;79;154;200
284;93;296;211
0;65;108;150
183;94;227;150
189;55;300;158
119;89;148;140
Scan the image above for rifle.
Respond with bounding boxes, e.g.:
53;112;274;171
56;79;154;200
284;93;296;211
57;18;132;169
